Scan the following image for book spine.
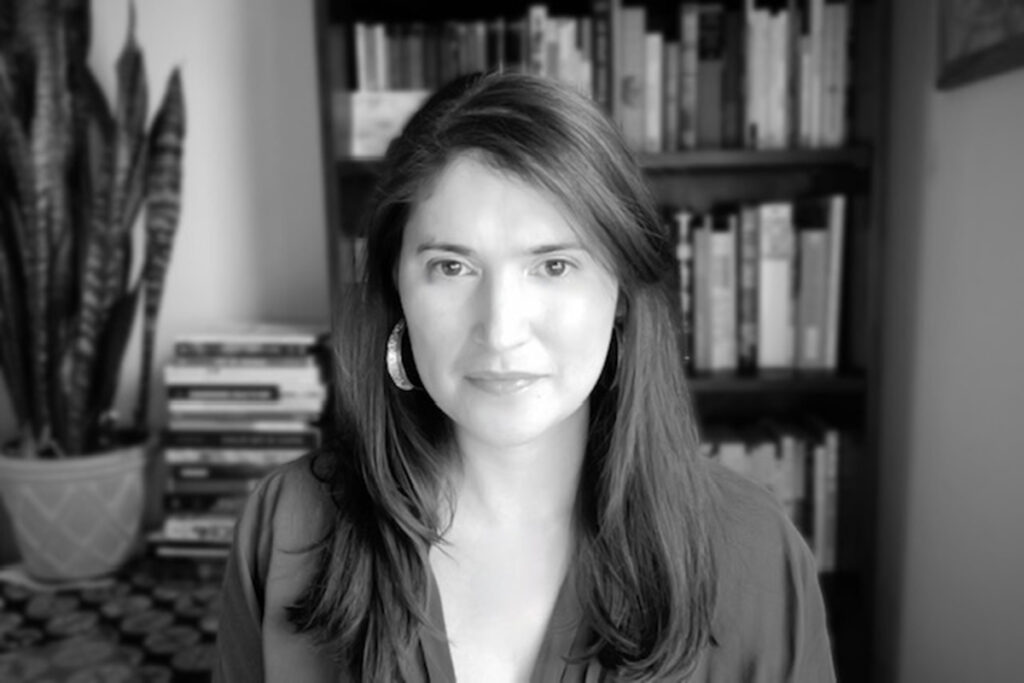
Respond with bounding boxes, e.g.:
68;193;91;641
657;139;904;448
696;3;724;149
162;515;239;544
591;0;612;112
167;385;282;401
528;4;549;77
164;430;320;450
163;492;248;513
167;463;280;482
172;341;316;358
709;210;739;372
824;194;846;369
720;4;745;148
618;6;647;151
679;4;699;149
692;216;713;373
663;41;680;152
794;198;831;369
164;477;262;496
737;205;760;371
757;201;796;369
643;31;664;153
163;448;307;466
674;210;695;374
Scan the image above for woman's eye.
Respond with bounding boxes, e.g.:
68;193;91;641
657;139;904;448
431;260;467;277
542;259;571;277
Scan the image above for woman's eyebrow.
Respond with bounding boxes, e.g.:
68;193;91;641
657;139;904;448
415;241;475;256
414;240;586;256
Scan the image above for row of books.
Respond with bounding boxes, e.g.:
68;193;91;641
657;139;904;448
148;324;329;563
327;0;852;155
674;194;846;374
703;418;843;572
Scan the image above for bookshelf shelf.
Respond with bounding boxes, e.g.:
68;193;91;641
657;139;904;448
688;370;866;395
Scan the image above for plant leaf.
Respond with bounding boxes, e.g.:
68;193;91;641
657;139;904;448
64;72;115;454
0;204;31;433
135;67;184;430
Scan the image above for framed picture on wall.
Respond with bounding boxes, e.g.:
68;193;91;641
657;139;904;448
937;0;1024;89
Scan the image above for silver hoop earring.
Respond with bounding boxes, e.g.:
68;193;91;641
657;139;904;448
386;320;415;391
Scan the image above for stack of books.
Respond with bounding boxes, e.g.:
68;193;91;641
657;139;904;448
148;323;329;566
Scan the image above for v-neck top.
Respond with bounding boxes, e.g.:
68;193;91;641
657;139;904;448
213;453;836;682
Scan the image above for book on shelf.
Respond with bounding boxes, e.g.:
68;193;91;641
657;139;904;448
161;514;239;544
708;209;739;372
167;462;283;483
163;448;308;466
757;201;797;369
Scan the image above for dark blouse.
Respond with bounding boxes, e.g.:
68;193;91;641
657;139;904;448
213;453;836;682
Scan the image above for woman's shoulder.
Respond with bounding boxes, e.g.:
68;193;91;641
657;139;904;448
241;450;337;547
700;459;833;678
705;457;818;589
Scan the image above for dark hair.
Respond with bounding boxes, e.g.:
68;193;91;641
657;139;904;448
289;72;717;680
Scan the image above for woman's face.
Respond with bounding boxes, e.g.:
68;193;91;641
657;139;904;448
396;154;619;450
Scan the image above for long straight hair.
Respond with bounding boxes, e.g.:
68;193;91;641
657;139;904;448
289;72;717;680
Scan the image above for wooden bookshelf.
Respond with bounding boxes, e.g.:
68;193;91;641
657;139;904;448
313;1;888;680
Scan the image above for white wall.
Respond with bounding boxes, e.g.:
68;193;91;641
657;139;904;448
878;1;1024;680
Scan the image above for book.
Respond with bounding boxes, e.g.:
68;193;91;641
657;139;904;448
643;31;664;153
692;215;713;373
167;463;281;482
591;0;614;112
823;194;846;369
709;209;738;372
674;209;695;373
163;477;262;497
678;3;700;149
163;448;307;466
618;6;647;151
172;323;323;358
794;197;831;369
757;202;796;369
161;514;239;544
164;429;320;450
163;492;249;513
663;40;680;152
737;205;760;371
696;3;724;149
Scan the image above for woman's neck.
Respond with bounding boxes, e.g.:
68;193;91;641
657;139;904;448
448;405;588;531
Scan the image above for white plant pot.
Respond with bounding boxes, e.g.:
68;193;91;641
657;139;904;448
0;442;147;581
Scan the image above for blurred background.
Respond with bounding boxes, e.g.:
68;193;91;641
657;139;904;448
0;1;1022;681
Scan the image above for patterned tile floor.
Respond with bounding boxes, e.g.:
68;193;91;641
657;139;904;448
0;558;221;682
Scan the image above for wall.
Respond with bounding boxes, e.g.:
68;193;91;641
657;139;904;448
878;1;1024;681
0;0;329;560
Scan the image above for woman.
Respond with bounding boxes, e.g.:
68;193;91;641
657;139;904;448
215;72;835;682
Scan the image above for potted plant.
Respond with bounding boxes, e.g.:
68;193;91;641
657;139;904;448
0;0;185;581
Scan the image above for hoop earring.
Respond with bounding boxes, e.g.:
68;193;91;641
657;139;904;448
386;320;416;391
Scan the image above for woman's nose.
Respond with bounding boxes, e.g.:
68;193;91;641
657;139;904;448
473;270;532;352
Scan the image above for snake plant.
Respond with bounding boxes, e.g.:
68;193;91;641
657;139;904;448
0;0;185;458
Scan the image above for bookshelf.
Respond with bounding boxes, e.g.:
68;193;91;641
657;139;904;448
312;0;887;680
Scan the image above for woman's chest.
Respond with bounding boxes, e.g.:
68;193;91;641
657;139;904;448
429;544;570;683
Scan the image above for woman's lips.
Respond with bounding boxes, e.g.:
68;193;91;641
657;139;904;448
464;372;544;395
